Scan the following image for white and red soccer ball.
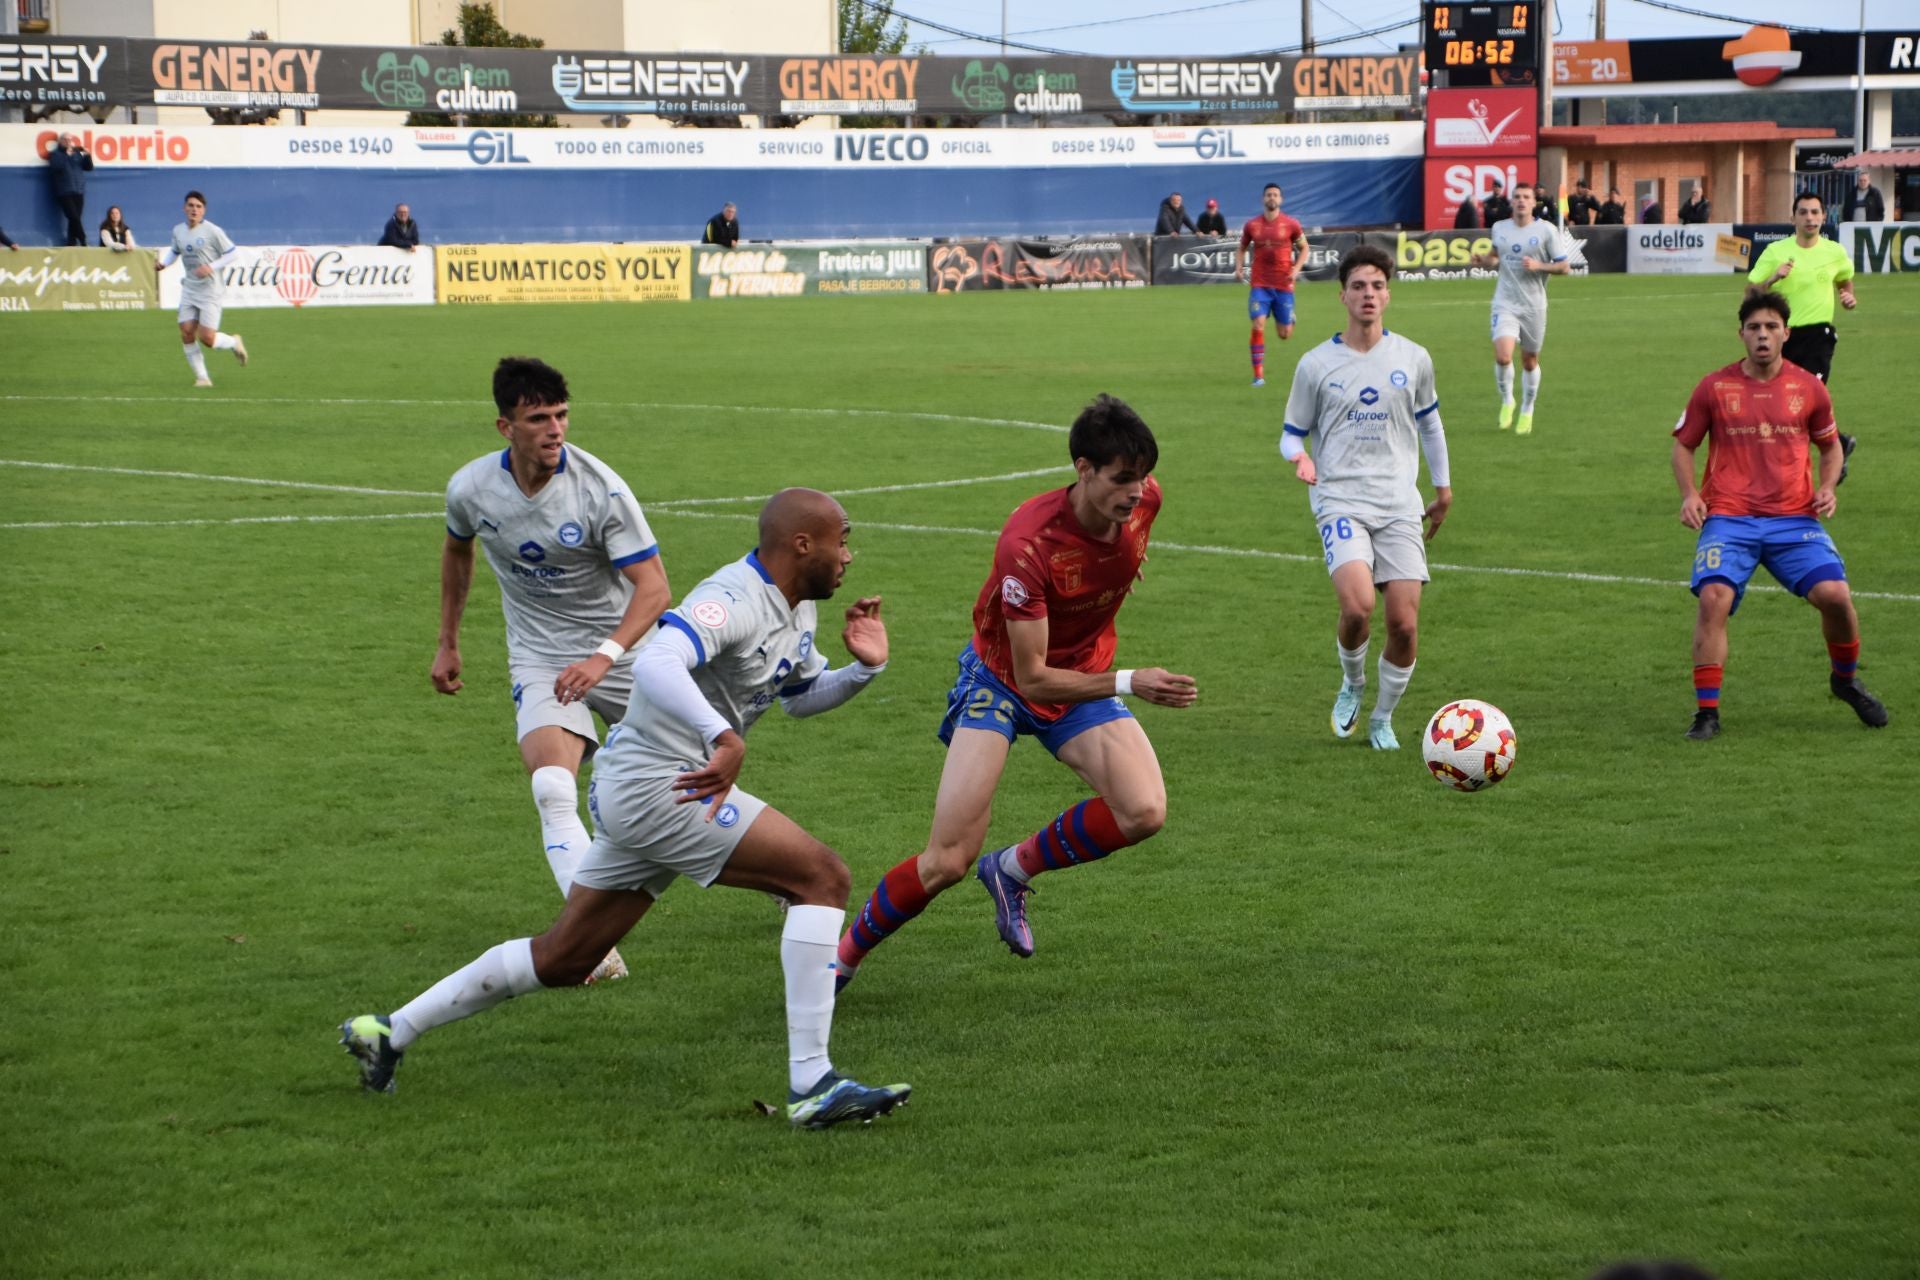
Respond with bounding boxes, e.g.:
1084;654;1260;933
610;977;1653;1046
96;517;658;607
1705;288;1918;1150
1422;699;1517;792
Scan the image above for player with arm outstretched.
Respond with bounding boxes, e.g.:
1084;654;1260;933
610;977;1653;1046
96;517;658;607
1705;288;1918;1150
434;357;672;983
153;191;247;388
1281;244;1452;751
344;490;911;1128
836;395;1196;987
1671;291;1885;740
1235;182;1309;388
1467;184;1571;435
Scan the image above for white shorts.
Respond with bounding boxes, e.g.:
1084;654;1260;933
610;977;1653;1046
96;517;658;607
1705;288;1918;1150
1316;513;1429;584
1490;305;1546;352
574;771;770;897
178;297;223;330
510;661;633;757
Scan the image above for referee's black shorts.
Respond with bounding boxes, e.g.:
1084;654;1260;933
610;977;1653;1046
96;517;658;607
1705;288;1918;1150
1782;323;1836;383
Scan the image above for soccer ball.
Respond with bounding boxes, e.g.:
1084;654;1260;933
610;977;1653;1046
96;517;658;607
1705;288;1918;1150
1422;700;1517;792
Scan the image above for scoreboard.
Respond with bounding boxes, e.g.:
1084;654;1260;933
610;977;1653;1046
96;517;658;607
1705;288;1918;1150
1424;2;1543;87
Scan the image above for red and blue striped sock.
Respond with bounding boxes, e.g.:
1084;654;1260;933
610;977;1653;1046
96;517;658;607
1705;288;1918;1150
839;857;934;971
1250;327;1266;376
1011;797;1132;881
1693;663;1723;711
1828;640;1859;678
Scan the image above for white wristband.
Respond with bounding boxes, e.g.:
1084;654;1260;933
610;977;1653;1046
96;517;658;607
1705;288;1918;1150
1114;669;1135;697
851;660;886;682
594;639;626;661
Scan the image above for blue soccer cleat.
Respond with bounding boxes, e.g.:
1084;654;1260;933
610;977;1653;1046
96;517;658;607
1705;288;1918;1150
340;1014;404;1093
1331;682;1362;738
786;1073;912;1129
1368;718;1400;751
975;849;1035;958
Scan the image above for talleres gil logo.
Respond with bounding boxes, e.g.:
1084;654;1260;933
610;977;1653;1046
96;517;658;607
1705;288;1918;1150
1722;26;1801;86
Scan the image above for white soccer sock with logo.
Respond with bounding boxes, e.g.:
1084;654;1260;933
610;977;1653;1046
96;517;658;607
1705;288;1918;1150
183;343;209;379
1521;367;1542;412
1373;657;1416;722
1338;640;1369;690
531;765;590;895
782;904;844;1094
389;937;542;1051
211;332;238;351
1494;362;1514;404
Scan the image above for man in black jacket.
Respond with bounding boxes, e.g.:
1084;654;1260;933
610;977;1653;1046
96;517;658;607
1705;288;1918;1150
1481;181;1512;227
1842;170;1885;223
704;202;740;247
1195;198;1228;237
1154;192;1196;235
46;132;94;246
1596;187;1626;225
1678;184;1711;224
1454;194;1479;228
1566;179;1600;226
379;203;421;252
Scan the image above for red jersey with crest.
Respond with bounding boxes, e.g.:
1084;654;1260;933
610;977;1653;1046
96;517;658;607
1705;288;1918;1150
971;478;1163;718
1240;212;1304;290
1673;359;1837;517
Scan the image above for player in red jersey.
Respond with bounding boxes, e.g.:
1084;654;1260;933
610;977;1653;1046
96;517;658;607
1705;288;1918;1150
836;395;1198;986
1235;182;1309;387
1672;291;1886;740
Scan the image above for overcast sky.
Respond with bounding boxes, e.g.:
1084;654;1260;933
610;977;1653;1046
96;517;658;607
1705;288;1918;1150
889;0;1907;56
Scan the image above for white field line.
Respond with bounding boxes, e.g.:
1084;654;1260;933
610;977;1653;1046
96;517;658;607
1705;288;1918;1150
5;462;1919;605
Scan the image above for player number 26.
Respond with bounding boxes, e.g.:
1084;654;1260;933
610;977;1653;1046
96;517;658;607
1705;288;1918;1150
966;688;1016;725
1694;546;1723;570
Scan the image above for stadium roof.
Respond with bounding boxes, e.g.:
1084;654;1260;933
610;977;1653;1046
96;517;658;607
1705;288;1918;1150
1835;149;1920;167
1543;123;1837;147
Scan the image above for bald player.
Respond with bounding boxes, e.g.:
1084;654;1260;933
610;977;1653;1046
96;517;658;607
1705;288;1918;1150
343;489;912;1130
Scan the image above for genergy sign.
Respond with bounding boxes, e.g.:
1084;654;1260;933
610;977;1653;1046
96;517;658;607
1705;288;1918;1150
151;43;321;107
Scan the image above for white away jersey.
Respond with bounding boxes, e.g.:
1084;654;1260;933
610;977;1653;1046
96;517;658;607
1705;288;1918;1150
612;552;829;766
169;219;235;298
445;444;658;667
1489;217;1568;315
1282;331;1441;522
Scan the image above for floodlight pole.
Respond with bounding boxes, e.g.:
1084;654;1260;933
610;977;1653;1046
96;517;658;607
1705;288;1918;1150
1852;0;1866;152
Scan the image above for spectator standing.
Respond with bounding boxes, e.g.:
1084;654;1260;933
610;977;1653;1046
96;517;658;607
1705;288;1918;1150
1154;192;1196;235
1534;185;1560;226
1566;179;1600;226
1481;181;1512;228
1195;198;1228;237
1597;187;1627;224
98;206;136;252
704;202;740;247
47;132;94;247
1842;170;1885;223
1641;196;1665;225
379;203;420;251
1454;194;1479;229
1678;184;1712;224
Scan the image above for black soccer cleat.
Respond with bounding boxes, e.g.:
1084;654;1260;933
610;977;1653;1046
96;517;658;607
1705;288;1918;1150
1685;708;1721;741
1837;433;1857;486
1831;673;1888;728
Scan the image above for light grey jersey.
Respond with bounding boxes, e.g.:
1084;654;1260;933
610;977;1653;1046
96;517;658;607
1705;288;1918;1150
608;552;829;769
445;444;658;667
1489;217;1568;315
169;219;235;299
1282;330;1441;522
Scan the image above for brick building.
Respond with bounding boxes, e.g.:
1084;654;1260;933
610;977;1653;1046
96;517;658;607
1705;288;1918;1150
1540;122;1837;223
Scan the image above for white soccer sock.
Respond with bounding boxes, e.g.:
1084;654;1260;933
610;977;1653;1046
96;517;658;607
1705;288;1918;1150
211;332;238;351
389;937;542;1051
1494;362;1514;403
531;765;589;896
1521;367;1542;412
782;904;844;1094
1338;640;1369;690
1373;657;1416;722
182;343;209;379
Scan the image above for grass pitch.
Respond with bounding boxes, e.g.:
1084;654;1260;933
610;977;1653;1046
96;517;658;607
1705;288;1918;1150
3;274;1917;1279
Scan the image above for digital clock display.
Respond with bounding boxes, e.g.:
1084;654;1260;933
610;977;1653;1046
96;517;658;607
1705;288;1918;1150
1424;2;1540;86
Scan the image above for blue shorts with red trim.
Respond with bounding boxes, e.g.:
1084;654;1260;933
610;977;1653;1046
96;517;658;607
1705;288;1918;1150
936;643;1133;757
1249;287;1295;325
1691;514;1846;615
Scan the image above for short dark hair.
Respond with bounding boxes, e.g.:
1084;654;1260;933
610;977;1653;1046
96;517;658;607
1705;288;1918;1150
1793;189;1825;213
1339;243;1394;286
1068;394;1158;473
183;190;206;205
1576;178;1591;189
493;357;570;417
1263;182;1281;194
1740;290;1791;327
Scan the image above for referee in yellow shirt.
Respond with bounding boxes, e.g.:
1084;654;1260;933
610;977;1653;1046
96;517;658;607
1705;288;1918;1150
1748;189;1860;479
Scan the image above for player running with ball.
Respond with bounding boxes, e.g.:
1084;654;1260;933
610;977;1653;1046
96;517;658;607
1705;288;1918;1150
1281;244;1452;751
836;395;1197;985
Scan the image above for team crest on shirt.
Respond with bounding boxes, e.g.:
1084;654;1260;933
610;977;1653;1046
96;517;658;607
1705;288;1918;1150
1001;576;1030;607
1390;369;1408;387
691;599;728;628
557;521;585;547
1787;392;1806;417
518;540;546;563
1050;549;1085;593
798;631;813;658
